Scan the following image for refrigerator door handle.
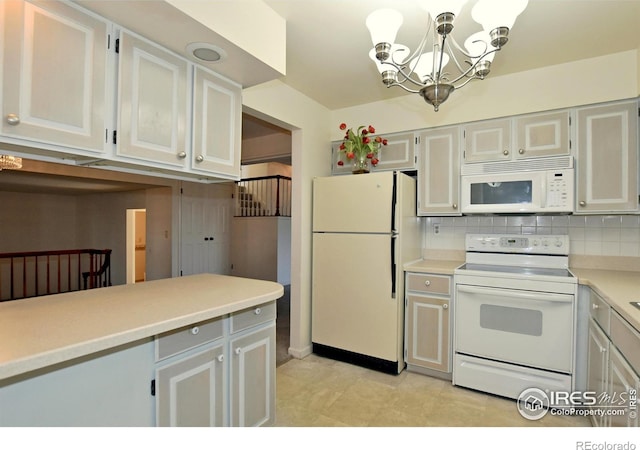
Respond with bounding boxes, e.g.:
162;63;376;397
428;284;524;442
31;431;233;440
391;232;398;299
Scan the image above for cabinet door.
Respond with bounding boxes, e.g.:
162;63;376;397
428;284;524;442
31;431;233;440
192;66;241;178
1;0;107;153
117;30;188;168
332;131;416;174
515;110;571;159
463;118;511;163
229;325;275;427
576;101;639;213
417;127;461;215
607;346;639;427
156;345;226;427
406;292;450;373
587;318;609;427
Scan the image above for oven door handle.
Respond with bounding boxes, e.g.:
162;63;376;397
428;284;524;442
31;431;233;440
457;285;574;303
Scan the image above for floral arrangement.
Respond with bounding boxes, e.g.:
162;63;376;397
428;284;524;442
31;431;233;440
336;123;388;171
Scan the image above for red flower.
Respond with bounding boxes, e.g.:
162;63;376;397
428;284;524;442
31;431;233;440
346;152;355;160
339;143;345;150
361;129;368;135
337;160;344;166
375;136;382;143
339;123;347;130
362;136;370;144
371;157;379;166
366;153;374;159
368;125;375;134
382;139;388;145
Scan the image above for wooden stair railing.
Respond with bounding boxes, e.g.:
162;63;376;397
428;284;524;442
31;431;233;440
0;249;112;302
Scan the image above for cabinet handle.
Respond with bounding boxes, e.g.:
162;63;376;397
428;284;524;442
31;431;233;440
195;155;204;163
599;346;607;353
442;303;449;310
235;348;242;355
592;303;599;310
424;280;431;286
579;201;587;207
452;203;458;210
217;354;224;363
518;148;525;154
190;326;200;335
503;149;509;156
6;113;20;126
254;307;262;315
177;151;187;159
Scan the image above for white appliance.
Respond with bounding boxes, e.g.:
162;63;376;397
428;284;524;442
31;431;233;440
460;156;574;214
311;172;422;374
453;234;578;400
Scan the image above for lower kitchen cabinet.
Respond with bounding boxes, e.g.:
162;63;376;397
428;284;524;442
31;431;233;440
154;301;276;427
585;289;639;427
404;272;452;377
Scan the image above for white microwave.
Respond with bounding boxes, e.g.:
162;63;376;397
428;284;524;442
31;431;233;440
460;157;574;214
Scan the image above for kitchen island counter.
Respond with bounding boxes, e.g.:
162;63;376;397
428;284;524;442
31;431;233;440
0;274;283;381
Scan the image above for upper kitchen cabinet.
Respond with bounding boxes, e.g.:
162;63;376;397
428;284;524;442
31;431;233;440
116;30;189;169
462;118;511;163
1;0;108;154
463;111;571;163
417;127;461;216
332;131;416;175
575;100;639;214
514;110;571;159
191;66;241;178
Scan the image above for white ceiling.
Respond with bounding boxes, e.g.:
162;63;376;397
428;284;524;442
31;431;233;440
263;0;640;110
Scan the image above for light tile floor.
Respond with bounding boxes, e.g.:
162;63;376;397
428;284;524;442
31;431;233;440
274;354;591;427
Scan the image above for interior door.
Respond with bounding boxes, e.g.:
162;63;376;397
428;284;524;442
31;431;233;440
312;232;398;361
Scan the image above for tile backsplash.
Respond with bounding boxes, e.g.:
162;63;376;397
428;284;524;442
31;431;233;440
423;215;640;257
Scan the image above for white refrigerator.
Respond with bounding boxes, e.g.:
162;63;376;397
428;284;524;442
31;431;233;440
311;171;422;374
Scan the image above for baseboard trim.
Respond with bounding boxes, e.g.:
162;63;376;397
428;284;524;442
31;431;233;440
312;343;402;375
287;344;312;359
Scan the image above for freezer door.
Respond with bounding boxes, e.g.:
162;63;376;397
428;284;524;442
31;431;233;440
311;232;401;362
313;172;394;233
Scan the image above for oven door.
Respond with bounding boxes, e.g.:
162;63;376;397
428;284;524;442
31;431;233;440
455;284;574;373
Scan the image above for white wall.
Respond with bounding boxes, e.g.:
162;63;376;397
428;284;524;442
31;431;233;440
243;79;331;359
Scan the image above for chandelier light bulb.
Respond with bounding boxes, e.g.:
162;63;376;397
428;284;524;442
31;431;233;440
366;9;403;48
472;0;528;33
409;52;450;83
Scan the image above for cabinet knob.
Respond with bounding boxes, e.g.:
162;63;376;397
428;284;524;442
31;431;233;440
195;155;204;163
6;113;20;126
442;303;448;310
452;203;458;210
503;149;509;156
254;307;262;315
177;151;187;159
424;280;431;286
599;346;607;353
579;201;587;207
518;148;525;155
592;303;599;310
217;354;224;363
190;326;200;335
235;348;242;355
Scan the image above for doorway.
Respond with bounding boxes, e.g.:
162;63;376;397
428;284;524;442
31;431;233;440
126;209;147;284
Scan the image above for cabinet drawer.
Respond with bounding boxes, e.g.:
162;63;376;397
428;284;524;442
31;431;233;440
590;291;611;334
156;316;225;361
230;301;276;334
610;312;640;375
406;273;451;295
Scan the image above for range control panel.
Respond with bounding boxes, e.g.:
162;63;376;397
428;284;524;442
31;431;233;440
465;234;570;255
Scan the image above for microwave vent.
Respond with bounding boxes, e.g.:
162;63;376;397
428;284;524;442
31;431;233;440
461;156;573;175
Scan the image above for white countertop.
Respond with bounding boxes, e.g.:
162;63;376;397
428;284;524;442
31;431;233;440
0;274;283;381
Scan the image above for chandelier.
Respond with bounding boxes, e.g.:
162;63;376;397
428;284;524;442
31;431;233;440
0;155;23;171
366;0;528;112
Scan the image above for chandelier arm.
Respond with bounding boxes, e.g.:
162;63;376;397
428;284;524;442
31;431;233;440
384;81;421;94
452;75;481;90
380;60;433;88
